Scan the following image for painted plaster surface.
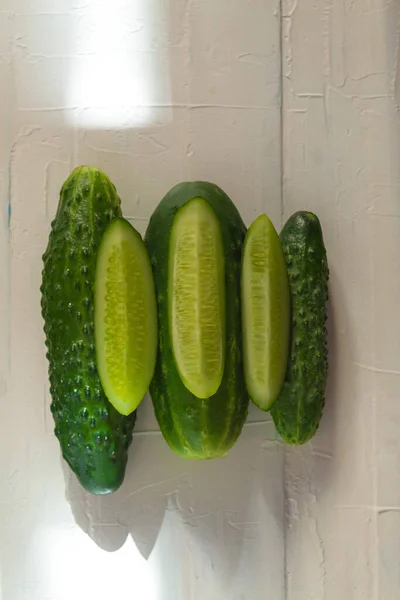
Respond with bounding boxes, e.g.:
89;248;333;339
0;0;399;598
282;1;400;599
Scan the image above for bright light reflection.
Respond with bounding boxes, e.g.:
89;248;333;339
35;526;158;600
68;0;157;129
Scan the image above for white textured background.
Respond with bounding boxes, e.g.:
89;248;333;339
0;1;399;598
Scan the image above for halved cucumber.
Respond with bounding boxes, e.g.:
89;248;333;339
168;197;225;399
94;218;157;416
241;214;290;410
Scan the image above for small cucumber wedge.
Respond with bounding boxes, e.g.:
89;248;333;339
94;218;157;416
241;214;290;410
168;197;225;399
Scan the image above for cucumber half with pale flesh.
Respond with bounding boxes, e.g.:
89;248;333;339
94;218;157;416
241;214;290;410
169;197;225;399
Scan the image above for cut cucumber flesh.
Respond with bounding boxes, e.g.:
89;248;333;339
94;218;157;416
168;197;225;399
241;214;290;410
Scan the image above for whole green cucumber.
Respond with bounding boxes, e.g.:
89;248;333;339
41;166;136;494
145;182;249;459
271;211;329;445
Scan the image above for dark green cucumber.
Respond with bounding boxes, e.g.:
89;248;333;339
41;166;136;494
271;211;329;445
145;182;249;459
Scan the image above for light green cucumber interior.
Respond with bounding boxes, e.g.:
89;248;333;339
241;214;290;410
94;218;157;415
168;197;226;399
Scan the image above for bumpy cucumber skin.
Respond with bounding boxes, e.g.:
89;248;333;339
145;182;249;459
41;166;136;494
271;211;329;445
